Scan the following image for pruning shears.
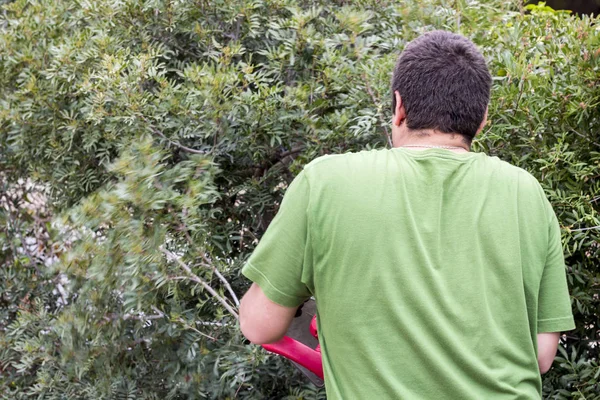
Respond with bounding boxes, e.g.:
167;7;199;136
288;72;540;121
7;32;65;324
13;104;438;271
261;299;324;386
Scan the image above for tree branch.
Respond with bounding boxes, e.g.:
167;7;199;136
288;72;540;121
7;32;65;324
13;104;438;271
569;128;600;148
196;320;230;327
570;225;600;232
176;222;241;307
199;253;240;307
139;115;207;154
278;146;304;159
176;317;217;341
161;247;239;319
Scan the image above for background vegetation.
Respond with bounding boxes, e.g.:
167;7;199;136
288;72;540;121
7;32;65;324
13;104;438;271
1;0;598;398
538;0;600;16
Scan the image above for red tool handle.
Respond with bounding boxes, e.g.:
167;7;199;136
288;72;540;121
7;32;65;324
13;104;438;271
261;315;323;379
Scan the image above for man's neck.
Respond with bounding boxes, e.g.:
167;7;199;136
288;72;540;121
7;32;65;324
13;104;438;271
392;129;471;153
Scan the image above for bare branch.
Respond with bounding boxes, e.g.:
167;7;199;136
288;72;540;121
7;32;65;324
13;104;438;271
168;273;238;308
176;317;217;341
123;308;165;321
168;276;191;281
139;115;207;154
569;129;600;148
518;0;524;16
196;320;230;327
176;222;241;307
161;247;239;319
149;124;207;154
200;253;240;307
570;225;600;232
150;305;165;317
278;146;304;159
102;309;165;324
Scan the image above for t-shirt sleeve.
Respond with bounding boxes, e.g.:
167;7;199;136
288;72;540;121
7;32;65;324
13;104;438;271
537;207;576;333
241;170;313;308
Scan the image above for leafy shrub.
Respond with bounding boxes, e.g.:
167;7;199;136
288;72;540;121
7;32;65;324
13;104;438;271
0;0;598;398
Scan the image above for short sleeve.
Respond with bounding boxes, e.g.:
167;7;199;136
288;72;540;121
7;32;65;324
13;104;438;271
241;170;313;308
537;208;576;333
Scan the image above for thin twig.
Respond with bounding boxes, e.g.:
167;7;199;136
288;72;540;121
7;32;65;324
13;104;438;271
362;73;393;148
177;317;217;341
168;276;190;281
570;128;600;148
150;305;165;317
564;334;600;343
570;225;600;232
518;0;524;16
170;272;236;309
149;124;207;154
177;222;240;307
213;266;240;306
200;253;240;307
123;307;165;321
513;77;525;115
278;146;304;159
102;310;164;324
161;247;239;319
139;115;207;154
196;321;230;327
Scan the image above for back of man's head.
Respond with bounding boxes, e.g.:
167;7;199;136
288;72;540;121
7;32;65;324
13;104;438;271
391;31;492;142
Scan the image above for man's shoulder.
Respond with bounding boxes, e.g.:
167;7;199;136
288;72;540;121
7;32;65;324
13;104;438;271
302;150;370;179
483;155;550;212
304;153;347;171
303;150;544;189
486;155;543;187
304;149;386;172
305;149;375;166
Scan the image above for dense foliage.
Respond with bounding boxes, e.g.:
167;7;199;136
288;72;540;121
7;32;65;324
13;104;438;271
1;0;599;398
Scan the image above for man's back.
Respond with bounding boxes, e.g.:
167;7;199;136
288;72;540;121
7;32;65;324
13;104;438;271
243;147;574;398
239;31;575;399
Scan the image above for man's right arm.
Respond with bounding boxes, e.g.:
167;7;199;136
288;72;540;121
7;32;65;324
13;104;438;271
535;196;575;374
537;332;560;374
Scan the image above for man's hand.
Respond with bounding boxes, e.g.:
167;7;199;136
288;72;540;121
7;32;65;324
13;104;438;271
239;283;298;344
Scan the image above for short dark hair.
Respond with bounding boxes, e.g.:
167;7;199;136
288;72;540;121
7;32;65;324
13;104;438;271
391;31;492;142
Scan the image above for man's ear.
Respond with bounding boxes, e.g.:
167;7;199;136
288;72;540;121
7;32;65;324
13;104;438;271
393;90;406;127
475;107;489;137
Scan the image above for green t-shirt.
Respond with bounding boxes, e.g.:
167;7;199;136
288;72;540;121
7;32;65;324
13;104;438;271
242;148;575;399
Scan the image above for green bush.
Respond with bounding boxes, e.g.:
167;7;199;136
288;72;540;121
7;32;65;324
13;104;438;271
0;0;598;398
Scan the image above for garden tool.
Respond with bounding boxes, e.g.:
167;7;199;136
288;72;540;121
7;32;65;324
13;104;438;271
261;299;324;386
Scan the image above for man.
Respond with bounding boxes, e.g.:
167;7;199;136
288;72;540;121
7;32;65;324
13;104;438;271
239;31;575;399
